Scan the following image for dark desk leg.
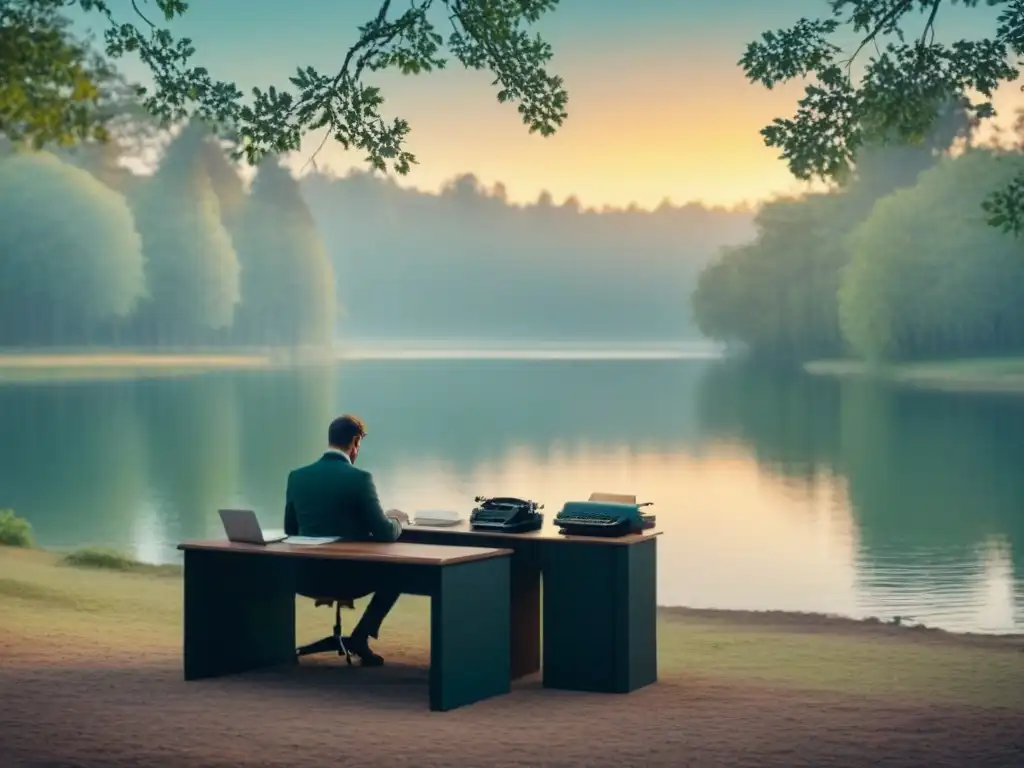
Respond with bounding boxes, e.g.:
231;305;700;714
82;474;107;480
183;550;296;681
542;537;658;693
429;556;511;711
510;556;541;680
402;529;540;681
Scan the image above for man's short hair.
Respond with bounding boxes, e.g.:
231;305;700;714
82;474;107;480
328;414;367;448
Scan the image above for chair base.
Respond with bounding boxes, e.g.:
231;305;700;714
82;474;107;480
296;635;352;664
295;602;352;665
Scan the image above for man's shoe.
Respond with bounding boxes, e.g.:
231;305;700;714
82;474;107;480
343;635;385;667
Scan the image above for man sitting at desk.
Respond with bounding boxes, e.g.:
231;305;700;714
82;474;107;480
284;414;410;667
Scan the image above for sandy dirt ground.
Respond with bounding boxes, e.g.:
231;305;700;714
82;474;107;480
1;627;1022;768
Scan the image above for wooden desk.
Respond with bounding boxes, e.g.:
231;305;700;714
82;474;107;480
401;522;660;693
178;539;513;711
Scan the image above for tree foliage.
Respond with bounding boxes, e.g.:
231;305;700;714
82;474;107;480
741;0;1024;234
200;137;246;232
129;121;240;344
0;0;115;147
234;156;337;347
0;150;146;345
65;0;568;174
839;148;1024;361
694;135;1024;366
692;195;851;363
53;76;164;195
691;105;971;363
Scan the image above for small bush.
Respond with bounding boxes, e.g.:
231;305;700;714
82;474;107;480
61;547;136;570
60;547;181;576
0;510;33;548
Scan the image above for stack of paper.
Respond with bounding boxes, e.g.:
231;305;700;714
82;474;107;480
412;510;464;527
284;536;340;546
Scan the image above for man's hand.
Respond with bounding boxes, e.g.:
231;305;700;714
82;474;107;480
385;509;410;526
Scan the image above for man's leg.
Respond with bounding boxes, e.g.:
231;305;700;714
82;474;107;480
352;589;400;639
346;588;401;666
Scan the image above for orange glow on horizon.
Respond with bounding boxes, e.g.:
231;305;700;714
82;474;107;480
297;72;1024;211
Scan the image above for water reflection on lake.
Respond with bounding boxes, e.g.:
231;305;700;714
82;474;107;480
1;356;1021;633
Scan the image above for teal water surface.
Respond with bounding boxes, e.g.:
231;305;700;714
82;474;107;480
1;356;1022;634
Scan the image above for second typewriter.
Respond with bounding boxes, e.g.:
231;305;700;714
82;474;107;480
553;493;655;538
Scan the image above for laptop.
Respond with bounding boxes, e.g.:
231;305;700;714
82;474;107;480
218;508;287;544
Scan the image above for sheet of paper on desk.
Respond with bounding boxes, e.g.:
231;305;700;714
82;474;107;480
412;511;464;527
283;536;340;545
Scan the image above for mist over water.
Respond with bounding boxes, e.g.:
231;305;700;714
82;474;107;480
334;338;724;360
2;354;1021;634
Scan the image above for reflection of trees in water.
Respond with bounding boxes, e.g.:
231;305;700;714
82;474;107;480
694;361;844;481
0;382;148;547
694;362;1024;594
839;382;1024;583
333;359;711;475
234;365;338;521
135;374;241;539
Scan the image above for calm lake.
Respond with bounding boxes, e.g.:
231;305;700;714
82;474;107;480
2;353;1022;634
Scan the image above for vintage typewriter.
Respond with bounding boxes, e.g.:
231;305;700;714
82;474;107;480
554;493;655;538
469;496;544;533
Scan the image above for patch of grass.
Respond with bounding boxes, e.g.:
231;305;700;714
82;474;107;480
805;357;1024;393
60;547;182;577
0;576;76;604
0;576;105;612
657;621;1024;706
0;510;33;548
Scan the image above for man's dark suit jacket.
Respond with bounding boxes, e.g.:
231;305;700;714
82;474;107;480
283;452;401;542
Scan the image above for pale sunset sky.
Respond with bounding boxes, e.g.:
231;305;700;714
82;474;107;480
94;0;1019;209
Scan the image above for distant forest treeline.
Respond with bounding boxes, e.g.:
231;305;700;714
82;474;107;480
303;173;753;341
0;120;754;350
692;102;1024;365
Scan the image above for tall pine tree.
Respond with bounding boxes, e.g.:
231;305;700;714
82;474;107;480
129;122;240;345
200;135;246;235
234;157;337;348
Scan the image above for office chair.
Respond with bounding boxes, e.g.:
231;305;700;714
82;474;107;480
296;597;356;665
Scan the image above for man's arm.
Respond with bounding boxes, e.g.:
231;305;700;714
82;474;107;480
356;470;401;542
283;471;298;536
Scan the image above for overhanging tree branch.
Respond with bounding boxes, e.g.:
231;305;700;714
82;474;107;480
72;0;567;174
742;0;1024;235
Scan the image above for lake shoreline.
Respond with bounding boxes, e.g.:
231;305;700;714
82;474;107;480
7;544;1023;644
0;348;278;383
0;341;724;383
805;356;1024;394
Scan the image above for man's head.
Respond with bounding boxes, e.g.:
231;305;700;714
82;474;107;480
328;414;367;463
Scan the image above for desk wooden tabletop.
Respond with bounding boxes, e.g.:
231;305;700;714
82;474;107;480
403;521;661;546
178;539;513;566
